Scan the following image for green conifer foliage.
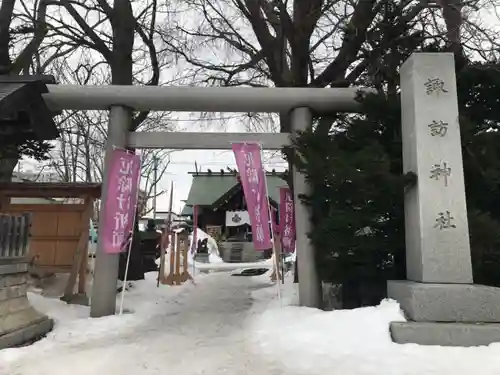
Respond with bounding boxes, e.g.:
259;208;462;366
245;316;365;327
289;64;500;306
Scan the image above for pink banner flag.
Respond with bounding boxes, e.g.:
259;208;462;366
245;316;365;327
279;187;296;253
232;142;272;250
102;149;141;254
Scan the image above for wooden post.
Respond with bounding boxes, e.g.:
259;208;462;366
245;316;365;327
179;231;192;283
0;195;8;213
174;233;182;285
62;196;92;303
158;232;167;286
164;231;176;285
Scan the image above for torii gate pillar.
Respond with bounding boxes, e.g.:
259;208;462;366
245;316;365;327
90;106;132;318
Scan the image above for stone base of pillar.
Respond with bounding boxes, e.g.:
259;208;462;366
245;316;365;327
0;307;53;349
388;280;500;346
390;321;500;347
1;264;54;349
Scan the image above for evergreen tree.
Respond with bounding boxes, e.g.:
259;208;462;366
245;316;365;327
0;129;53;180
286;0;500;304
289;63;500;307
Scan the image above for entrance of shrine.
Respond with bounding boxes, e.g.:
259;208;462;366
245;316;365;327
39;52;494;346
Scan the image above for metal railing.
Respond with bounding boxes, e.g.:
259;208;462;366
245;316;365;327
0;213;31;260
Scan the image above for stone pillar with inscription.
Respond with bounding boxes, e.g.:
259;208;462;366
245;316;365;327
388;53;500;347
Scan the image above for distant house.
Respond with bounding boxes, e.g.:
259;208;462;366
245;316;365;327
182;170;286;262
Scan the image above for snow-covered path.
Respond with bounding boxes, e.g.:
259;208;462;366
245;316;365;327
6;271;500;375
0;274;293;375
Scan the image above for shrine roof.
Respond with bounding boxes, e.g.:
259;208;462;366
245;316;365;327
0;76;59;141
183;172;286;208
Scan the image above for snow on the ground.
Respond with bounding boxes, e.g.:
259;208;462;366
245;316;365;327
0;271;289;375
0;272;196;369
249;278;500;375
5;269;500;375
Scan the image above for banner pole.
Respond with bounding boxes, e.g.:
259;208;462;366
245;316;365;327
281;251;285;284
118;224;134;315
259;143;281;304
119;153;142;315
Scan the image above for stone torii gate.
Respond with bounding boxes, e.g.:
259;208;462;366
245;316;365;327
41;53;500;346
44;84;364;318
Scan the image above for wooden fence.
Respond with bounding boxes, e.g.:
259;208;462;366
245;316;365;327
0;213;31;260
3;204;88;272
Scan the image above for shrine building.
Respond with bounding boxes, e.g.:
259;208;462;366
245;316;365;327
181;170;286;262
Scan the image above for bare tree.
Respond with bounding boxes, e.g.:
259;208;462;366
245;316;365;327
0;0;50;75
40;55;175;212
1;0;176;181
14;0;177;127
161;0;499;135
6;0;181;212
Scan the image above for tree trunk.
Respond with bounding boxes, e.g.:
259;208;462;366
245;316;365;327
0;157;18;211
111;0;134;87
0;0;15;73
0;157;18;182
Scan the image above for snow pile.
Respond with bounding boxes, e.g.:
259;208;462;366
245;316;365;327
284;251;296;263
249;284;500;375
190;228;223;264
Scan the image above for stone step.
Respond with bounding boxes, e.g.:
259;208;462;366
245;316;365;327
391;321;500;347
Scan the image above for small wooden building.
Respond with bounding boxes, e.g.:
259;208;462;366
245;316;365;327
182;170;286;262
0;182;101;277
